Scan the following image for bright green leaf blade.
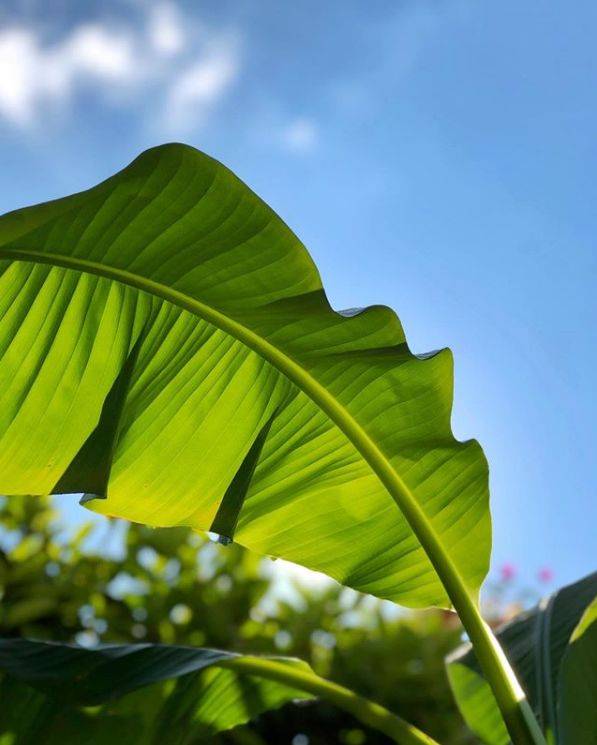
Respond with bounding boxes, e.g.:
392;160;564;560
558;598;597;745
0;143;490;608
0;639;312;744
447;572;597;744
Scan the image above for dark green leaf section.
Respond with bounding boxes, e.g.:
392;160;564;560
447;572;597;744
0;143;490;608
210;410;278;542
558;599;597;745
54;332;146;499
0;676;133;745
0;639;311;744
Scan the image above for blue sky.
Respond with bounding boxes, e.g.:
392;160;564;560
0;0;595;593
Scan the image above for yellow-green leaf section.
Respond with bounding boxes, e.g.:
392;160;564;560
0;143;490;608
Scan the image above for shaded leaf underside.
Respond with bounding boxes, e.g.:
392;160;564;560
558;598;597;744
0;143;490;608
447;571;597;744
0;639;311;744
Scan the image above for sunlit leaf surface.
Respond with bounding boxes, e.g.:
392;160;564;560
0;144;490;608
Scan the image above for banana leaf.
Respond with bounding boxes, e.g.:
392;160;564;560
0;639;311;744
0;143;490;608
557;597;597;744
447;572;597;744
0;638;437;745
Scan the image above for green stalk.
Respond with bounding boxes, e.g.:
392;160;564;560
1;248;546;745
220;656;439;745
351;454;548;745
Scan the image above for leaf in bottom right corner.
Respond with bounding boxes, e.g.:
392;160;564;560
558;596;597;745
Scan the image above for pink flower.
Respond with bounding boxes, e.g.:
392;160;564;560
500;563;517;582
538;566;554;583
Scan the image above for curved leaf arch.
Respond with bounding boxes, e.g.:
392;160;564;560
0;144;490;609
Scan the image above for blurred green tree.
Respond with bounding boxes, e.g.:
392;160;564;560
0;495;475;744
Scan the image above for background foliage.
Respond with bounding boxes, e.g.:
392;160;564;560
0;495;475;744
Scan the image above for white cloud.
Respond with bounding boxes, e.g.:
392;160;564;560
280;117;319;153
166;39;239;131
0;3;240;132
0;23;139;126
146;2;187;57
0;29;44;125
63;24;139;81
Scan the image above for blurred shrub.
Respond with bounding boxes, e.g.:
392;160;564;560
0;495;476;743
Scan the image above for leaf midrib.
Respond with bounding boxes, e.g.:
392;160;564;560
0;246;464;606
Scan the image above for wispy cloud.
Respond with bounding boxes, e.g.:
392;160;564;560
0;23;138;126
279;117;319;153
146;1;187;57
0;2;240;132
165;36;240;133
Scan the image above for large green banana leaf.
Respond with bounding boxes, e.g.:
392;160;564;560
446;572;597;744
0;639;311;743
0;143;490;608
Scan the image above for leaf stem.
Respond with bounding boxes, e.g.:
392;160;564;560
1;248;546;744
220;656;439;745
358;452;547;745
